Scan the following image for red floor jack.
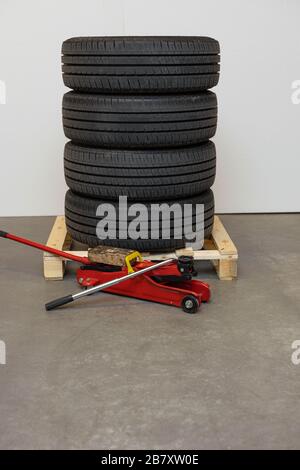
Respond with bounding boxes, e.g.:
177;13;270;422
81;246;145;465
0;230;211;314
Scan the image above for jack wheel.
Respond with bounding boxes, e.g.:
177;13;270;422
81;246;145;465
181;295;199;314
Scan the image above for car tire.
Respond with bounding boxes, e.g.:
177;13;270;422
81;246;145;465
62;36;220;93
64;141;216;200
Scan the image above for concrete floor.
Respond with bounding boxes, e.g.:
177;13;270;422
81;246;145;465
0;214;300;450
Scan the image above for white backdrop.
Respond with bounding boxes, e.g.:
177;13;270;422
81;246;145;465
0;0;299;215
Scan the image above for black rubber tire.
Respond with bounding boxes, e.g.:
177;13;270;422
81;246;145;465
64;141;216;200
65;189;214;252
63;91;217;148
62;36;220;93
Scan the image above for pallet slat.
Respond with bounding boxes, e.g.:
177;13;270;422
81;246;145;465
43;216;238;281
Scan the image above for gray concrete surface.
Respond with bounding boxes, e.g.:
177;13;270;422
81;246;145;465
0;214;299;450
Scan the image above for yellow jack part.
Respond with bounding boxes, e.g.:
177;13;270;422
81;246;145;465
125;251;143;273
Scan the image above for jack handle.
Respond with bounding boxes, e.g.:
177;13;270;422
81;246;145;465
0;230;90;265
45;258;174;311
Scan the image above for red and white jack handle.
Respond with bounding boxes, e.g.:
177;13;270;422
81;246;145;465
45;258;174;311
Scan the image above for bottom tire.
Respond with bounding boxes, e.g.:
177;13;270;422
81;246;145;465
65;189;214;252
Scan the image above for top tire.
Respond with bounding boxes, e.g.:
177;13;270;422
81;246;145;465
62;36;220;93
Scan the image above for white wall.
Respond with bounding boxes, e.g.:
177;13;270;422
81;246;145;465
0;0;299;215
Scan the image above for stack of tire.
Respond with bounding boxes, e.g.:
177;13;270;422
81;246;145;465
62;36;220;251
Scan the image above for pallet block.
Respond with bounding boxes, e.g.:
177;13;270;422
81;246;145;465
43;216;72;280
43;216;238;281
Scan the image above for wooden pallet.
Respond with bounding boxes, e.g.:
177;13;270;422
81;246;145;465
43;216;238;281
